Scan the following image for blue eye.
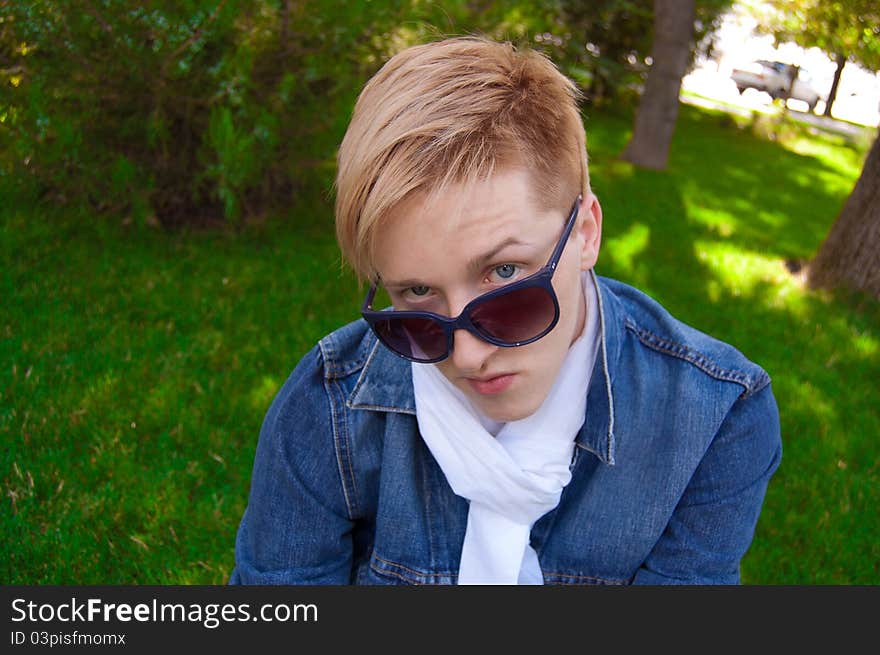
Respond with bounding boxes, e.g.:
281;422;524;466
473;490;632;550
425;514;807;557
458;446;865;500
494;264;517;280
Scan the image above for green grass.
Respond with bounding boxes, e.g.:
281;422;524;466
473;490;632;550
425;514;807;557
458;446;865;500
2;104;878;584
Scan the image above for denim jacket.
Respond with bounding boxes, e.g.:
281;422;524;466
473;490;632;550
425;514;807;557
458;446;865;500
230;274;781;585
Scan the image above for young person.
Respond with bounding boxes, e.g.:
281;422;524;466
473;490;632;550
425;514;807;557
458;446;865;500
230;36;782;585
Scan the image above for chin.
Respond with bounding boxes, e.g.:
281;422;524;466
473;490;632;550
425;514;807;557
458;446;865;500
480;396;542;424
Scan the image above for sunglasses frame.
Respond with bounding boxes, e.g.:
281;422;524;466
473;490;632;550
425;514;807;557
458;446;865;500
361;194;583;363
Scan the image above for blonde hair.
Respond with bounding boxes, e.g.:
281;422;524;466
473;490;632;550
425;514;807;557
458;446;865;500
335;36;590;282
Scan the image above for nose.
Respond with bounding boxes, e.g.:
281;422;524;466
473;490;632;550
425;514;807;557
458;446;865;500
449;327;497;374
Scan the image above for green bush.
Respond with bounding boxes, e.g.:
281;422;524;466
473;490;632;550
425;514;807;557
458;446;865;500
0;1;732;227
1;1;431;226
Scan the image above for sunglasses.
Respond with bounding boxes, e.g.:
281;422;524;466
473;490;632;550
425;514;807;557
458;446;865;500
361;195;583;363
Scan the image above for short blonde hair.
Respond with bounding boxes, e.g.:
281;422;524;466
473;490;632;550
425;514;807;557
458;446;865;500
335;36;590;282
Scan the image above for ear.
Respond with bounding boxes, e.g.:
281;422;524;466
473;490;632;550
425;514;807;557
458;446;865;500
577;193;603;271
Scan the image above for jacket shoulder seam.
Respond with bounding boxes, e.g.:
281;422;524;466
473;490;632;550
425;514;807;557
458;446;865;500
623;318;770;397
318;327;371;380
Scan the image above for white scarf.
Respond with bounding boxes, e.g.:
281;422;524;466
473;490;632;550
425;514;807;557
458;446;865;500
412;270;600;584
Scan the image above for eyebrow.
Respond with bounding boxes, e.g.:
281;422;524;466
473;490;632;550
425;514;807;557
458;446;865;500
381;236;532;289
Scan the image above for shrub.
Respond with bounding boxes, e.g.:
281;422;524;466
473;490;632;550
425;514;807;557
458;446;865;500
0;0;731;227
1;1;427;226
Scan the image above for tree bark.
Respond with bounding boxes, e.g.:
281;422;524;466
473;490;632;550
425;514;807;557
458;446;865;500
807;134;880;299
823;53;846;118
620;0;695;170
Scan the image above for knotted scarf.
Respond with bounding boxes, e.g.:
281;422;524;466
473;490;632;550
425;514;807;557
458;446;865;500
411;271;599;584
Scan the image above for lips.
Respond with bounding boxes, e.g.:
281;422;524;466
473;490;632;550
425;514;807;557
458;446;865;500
466;373;516;395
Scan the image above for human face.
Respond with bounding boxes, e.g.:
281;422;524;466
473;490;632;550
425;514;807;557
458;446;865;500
362;194;582;363
371;168;602;422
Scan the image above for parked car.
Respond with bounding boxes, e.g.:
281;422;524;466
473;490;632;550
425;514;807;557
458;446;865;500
730;60;823;112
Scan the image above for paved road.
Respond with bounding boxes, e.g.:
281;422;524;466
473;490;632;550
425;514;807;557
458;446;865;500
680;91;875;141
793;110;873;139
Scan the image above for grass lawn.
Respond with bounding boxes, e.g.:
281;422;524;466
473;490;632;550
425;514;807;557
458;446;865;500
2;104;878;584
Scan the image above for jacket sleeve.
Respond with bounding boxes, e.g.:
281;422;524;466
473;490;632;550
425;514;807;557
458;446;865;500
632;382;782;585
229;345;355;584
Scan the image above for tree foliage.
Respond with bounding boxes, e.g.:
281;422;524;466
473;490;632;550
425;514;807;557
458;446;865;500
757;0;880;73
755;0;880;114
0;0;732;227
0;1;554;225
535;0;731;107
1;1;421;225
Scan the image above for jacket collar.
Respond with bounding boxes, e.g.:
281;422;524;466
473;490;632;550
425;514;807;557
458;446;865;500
347;270;619;465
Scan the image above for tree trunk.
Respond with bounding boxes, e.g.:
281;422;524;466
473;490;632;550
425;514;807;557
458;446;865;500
807;134;880;299
620;0;695;170
823;53;846;118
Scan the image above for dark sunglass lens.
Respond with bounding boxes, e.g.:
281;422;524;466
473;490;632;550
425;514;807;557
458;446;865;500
375;316;447;361
470;285;557;343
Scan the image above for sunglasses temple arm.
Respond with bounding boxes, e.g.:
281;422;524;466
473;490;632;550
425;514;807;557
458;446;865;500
547;194;582;272
362;283;379;313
